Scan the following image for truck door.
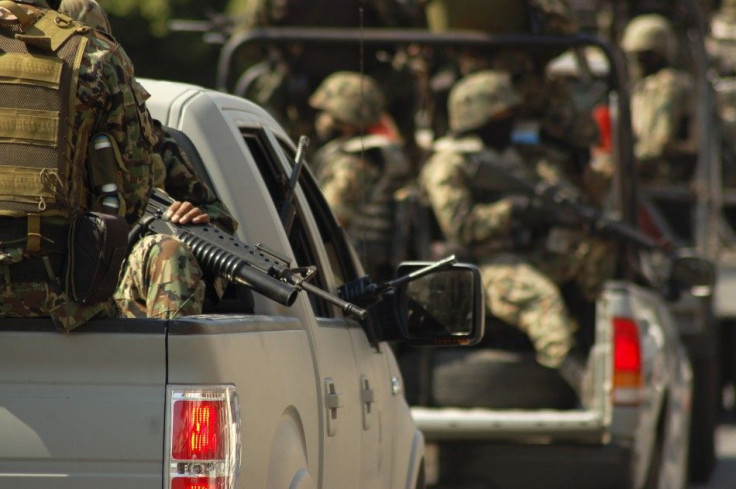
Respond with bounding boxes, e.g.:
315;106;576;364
276;139;397;489
240;129;364;488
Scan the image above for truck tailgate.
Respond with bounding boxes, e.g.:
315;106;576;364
0;319;166;489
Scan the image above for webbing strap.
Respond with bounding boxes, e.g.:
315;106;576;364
0;1;35;30
26;213;40;253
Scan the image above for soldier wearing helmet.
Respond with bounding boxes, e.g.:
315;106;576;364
420;70;617;401
309;71;412;281
621;14;695;182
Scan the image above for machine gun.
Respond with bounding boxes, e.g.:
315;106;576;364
469;157;666;252
130;188;368;319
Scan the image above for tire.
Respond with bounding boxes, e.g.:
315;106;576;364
682;324;719;483
431;349;577;409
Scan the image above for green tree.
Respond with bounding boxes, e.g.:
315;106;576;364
99;0;229;87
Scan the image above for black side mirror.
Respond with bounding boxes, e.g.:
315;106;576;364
393;261;485;346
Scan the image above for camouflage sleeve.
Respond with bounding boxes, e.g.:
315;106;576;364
419;151;514;246
632;70;690;163
318;153;380;227
79;34;154;224
152;123;239;234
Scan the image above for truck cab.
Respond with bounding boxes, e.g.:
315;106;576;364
0;79;483;489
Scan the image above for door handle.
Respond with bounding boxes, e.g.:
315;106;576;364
361;375;376;430
325;378;342;437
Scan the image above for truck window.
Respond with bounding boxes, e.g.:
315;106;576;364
276;139;362;289
241;129;334;317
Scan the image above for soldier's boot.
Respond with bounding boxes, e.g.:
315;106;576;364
558;351;593;407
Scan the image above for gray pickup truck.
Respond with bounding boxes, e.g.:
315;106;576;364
0;79;484;489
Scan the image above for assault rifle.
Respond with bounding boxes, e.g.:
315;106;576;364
130;188;368;319
469;157;664;251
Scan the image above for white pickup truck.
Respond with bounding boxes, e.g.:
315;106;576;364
0;79;484;489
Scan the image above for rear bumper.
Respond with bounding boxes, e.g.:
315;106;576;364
429;440;634;489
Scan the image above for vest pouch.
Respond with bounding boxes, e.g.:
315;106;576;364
66;212;129;304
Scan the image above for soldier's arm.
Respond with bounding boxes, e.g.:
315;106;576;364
153;123;238;233
83;34;155;224
420;152;516;246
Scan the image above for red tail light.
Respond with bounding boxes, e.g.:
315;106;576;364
173;400;225;460
167;386;241;489
612;317;643;405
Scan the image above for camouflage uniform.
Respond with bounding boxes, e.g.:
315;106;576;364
310;72;412;281
114;123;239;319
64;0;238;318
0;0;154;329
621;14;694;182
420;71;614;369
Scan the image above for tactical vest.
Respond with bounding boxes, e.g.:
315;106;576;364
463;146;542;254
0;5;88;221
341;135;410;274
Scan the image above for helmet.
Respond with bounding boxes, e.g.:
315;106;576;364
448;70;521;133
309;71;385;127
620;14;677;62
58;0;111;34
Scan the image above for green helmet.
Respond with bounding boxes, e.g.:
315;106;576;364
620;14;677;62
448;70;521;133
308;71;385;127
58;0;111;33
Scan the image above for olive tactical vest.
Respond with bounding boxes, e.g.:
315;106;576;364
0;5;88;220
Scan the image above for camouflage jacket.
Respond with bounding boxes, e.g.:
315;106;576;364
630;67;693;178
151;122;238;234
313;133;410;229
75;27;155;224
420;135;578;250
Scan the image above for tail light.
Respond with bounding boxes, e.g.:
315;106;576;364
167;386;241;489
612;317;643;406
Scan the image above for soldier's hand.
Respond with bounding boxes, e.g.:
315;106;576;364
165;200;210;225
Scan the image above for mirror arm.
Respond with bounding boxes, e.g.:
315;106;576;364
379;255;457;292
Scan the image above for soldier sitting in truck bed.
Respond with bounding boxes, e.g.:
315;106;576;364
419;70;617;404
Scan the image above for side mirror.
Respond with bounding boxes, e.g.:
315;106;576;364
671;254;716;298
393;261;485;346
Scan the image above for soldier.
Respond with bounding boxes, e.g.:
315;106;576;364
309;71;412;282
621;13;695;182
62;0;239;318
0;0;154;329
424;0;598;160
420;70;616;399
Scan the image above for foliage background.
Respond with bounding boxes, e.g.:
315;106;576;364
99;0;234;88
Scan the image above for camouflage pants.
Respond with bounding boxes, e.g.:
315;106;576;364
479;253;573;368
0;280;116;331
114;234;205;319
